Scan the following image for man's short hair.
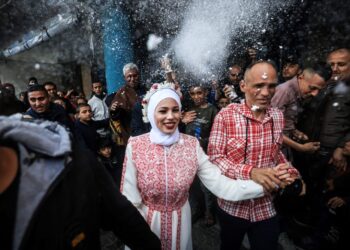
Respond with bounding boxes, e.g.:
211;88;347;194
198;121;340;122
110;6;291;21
76;103;91;114
303;62;332;82
91;81;102;86
51;96;64;102
43;81;57;89
188;83;208;91
284;54;303;68
27;84;48;95
28;77;38;84
244;60;278;81
123;63;139;76
327;47;350;56
228;63;242;70
98;137;113;150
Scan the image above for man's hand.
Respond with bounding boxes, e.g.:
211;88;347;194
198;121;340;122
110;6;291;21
329;147;347;173
292;129;309;142
181;111;196;125
223;85;233;99
298;142;320;153
328;196;346;208
300;180;306;196
160;56;172;73
65;89;74;98
110;102;121;111
250;168;281;192
273;163;296;188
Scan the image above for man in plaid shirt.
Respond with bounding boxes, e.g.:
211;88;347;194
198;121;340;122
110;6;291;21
208;60;300;250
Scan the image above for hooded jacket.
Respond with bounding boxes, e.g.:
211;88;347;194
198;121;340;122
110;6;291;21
0;114;161;250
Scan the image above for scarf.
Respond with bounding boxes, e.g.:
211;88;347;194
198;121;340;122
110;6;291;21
147;88;182;146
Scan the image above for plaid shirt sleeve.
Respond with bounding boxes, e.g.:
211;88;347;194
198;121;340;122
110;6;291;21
208;112;253;180
274;116;300;178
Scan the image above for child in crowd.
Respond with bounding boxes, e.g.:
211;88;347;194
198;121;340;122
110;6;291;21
76;97;87;105
74;103;109;153
217;96;230;110
88;82;110;136
52;97;67;110
97;138;121;187
182;84;218;226
52;96;76;122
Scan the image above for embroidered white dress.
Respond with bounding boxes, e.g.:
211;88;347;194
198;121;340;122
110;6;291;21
121;133;264;250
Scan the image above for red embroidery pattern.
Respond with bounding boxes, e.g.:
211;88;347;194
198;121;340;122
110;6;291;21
120;154;126;192
176;208;182;250
131;133;198;250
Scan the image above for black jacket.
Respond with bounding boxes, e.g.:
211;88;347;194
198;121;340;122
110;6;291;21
0;115;160;250
297;80;350;148
318;81;350;148
19;145;161;250
74;119;109;153
25;102;73;130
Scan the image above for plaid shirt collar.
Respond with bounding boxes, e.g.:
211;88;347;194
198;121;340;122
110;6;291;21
233;102;274;124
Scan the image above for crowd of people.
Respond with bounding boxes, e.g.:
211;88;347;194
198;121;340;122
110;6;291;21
0;46;349;250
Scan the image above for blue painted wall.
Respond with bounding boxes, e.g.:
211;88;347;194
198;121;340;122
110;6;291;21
103;7;133;94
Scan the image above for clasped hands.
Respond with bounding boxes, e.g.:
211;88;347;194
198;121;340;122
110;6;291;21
250;163;300;193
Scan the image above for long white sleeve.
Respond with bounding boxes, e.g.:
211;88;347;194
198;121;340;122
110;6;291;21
196;141;265;201
120;143;145;216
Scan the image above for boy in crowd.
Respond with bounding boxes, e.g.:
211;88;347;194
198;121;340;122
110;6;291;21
88;82;110;136
183;85;218;151
217;96;230;110
97;138;121;187
74;103;109;153
182;84;218;226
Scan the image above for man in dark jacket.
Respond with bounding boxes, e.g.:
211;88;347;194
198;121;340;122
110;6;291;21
294;49;350;234
0;114;161;250
25;84;73;130
297;49;350;180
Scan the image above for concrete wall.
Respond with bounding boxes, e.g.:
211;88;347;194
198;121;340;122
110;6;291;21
0;26;94;96
0;59;66;94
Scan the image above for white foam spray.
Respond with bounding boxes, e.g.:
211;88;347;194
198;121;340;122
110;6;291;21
171;0;296;79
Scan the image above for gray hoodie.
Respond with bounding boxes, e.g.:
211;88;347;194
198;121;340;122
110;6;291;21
0;114;71;250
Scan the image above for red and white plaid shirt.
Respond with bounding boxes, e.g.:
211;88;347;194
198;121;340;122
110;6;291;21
208;103;299;222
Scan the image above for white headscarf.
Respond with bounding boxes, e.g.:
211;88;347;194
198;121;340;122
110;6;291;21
147;88;182;146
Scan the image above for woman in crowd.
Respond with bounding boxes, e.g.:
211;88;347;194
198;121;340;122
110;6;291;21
120;82;293;250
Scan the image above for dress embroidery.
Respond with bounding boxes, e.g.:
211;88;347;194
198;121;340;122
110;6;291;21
131;134;198;250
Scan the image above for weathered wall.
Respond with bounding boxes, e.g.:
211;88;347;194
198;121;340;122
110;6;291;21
0;26;95;96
